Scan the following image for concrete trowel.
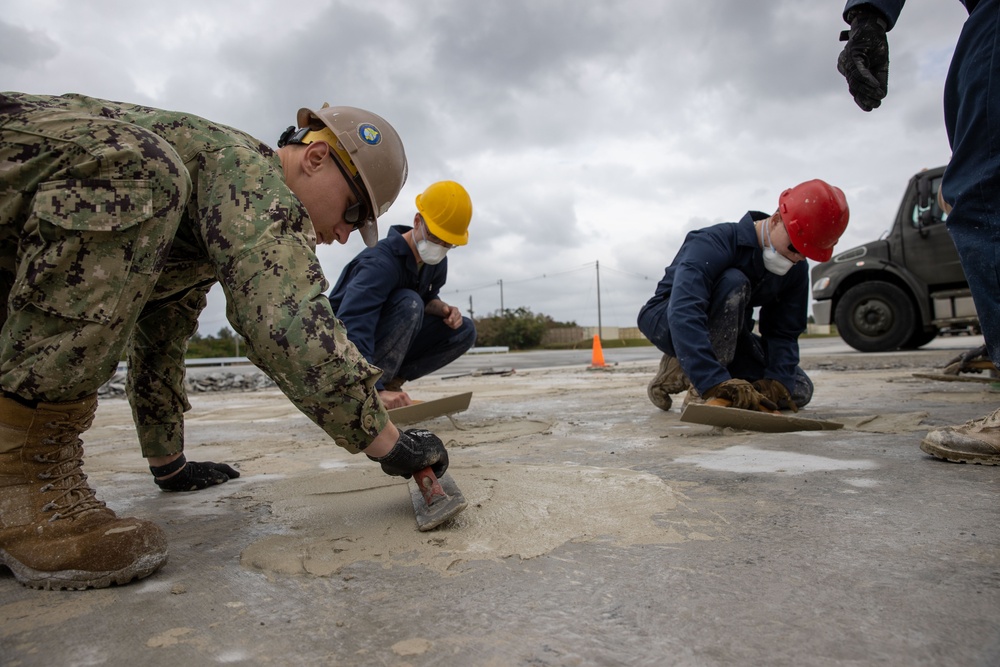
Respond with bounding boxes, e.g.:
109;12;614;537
681;397;843;433
408;468;468;531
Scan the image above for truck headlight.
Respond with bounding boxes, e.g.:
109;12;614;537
812;277;830;292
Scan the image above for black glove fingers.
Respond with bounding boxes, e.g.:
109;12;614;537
368;429;449;479
154;459;240;492
838;11;889;112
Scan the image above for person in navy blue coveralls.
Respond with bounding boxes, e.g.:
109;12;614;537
638;181;849;413
329;182;476;409
838;0;1000;464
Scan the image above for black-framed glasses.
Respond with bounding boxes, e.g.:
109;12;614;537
330;154;370;229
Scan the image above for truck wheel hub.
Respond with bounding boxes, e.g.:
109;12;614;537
855;300;891;335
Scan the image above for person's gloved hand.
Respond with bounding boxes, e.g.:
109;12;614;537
752;378;798;413
943;344;991;375
704;378;779;412
152;455;240;492
368;428;449;479
837;7;890;112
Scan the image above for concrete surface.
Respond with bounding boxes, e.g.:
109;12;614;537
1;339;998;667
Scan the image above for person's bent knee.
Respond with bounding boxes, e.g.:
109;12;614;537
388;289;424;326
792;369;813;408
637;303;673;353
455;316;477;352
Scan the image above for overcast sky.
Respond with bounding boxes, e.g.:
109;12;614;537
1;1;968;334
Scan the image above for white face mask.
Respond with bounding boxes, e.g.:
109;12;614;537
761;219;795;276
416;224;449;265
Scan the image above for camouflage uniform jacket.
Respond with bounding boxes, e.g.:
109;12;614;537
0;92;387;457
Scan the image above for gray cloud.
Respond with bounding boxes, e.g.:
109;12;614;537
0;19;57;67
1;0;969;332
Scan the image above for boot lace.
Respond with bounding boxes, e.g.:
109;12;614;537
34;407;107;521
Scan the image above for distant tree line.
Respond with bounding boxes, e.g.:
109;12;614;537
187;328;244;358
473;307;576;350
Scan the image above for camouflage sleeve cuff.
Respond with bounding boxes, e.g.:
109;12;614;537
136;420;185;459
295;381;389;454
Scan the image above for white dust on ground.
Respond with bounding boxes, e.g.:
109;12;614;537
240;462;684;578
77;364;948;584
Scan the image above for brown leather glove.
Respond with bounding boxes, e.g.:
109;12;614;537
752;378;798;413
704;379;778;412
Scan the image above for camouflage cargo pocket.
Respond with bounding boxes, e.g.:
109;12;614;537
13;179;157;325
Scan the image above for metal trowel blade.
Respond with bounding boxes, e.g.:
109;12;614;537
408;472;468;531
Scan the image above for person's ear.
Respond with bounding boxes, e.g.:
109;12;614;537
302;142;329;175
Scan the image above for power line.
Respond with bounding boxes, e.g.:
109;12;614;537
445;261;652;297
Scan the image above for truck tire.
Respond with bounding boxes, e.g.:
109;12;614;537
902;327;938;349
835;282;915;352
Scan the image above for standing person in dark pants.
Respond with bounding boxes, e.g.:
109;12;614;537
638;181;849;414
329;181;476;409
837;0;1000;464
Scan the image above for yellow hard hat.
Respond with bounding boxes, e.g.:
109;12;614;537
415;181;472;246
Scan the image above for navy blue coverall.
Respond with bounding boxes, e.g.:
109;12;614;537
329;225;476;391
637;212;814;406
845;0;1000;366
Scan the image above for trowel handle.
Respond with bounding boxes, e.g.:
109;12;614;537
413;467;448;507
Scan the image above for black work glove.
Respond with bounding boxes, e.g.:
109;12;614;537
152;455;240;492
705;378;779;412
368;428;449;479
753;378;798;413
837;7;889;112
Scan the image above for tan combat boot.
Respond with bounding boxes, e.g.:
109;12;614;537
681;386;705;409
920;406;1000;465
647;354;691;411
0;394;168;590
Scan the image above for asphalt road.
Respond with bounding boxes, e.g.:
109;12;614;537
429;333;988;377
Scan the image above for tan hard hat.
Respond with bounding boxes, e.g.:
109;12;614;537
297;104;408;246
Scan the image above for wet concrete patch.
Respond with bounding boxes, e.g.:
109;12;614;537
240;464;686;578
674;445;879;474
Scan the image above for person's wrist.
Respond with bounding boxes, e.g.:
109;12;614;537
366;422;399;458
846;5;888;29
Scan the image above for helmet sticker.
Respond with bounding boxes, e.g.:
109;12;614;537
358;123;382;146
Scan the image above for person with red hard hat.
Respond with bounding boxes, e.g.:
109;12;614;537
637;180;850;413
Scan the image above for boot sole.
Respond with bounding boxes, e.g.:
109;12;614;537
919;440;1000;466
0;548;168;591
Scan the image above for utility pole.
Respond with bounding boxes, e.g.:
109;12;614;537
468;295;474;320
497;279;504;315
596;260;603;341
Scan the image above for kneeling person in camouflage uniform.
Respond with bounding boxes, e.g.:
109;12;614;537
0;92;448;590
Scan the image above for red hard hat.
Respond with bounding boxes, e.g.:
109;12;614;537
778;180;850;262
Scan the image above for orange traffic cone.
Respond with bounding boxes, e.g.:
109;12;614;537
589;335;606;369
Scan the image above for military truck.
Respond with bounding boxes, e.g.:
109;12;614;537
810;166;979;352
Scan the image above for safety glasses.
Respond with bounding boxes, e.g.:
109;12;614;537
330;154;370;229
419;216;457;248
